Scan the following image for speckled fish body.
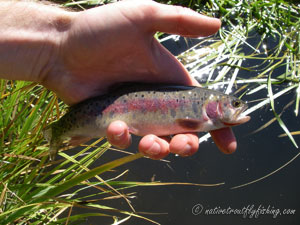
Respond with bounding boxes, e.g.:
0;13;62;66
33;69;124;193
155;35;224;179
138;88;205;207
44;84;250;159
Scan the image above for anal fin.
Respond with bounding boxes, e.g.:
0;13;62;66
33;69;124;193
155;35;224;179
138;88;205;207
69;136;92;146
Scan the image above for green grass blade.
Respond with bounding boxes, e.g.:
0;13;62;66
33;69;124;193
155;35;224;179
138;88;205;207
31;153;144;202
267;72;298;148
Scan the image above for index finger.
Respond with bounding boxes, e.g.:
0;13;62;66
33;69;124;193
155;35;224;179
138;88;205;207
210;127;237;154
145;2;221;37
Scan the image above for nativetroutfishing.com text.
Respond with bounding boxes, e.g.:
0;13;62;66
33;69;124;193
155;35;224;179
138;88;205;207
192;204;296;219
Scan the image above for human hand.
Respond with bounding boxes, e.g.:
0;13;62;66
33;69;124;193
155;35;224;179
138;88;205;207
40;0;236;159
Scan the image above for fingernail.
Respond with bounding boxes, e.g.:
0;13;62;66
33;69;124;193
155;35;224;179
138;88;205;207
113;131;124;141
147;142;161;156
182;144;192;156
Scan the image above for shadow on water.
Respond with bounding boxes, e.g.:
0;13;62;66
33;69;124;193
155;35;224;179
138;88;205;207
68;35;300;225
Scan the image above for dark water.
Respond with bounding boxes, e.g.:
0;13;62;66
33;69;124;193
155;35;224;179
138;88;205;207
70;36;300;225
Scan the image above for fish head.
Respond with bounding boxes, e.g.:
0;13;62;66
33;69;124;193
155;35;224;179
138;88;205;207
218;96;250;126
204;95;250;127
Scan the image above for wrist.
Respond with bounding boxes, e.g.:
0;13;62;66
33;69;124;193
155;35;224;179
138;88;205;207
0;1;74;83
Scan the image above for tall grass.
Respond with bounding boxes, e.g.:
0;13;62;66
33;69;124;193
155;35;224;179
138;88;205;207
0;81;149;224
1;0;299;224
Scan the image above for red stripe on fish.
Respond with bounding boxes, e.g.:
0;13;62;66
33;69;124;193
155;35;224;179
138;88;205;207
103;98;189;115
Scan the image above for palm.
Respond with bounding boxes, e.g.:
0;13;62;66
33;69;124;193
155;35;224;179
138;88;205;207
45;1;220;105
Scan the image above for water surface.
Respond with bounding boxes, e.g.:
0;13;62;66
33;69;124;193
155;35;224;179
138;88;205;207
71;35;300;225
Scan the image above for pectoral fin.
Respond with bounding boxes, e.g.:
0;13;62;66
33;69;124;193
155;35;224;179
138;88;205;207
176;118;202;130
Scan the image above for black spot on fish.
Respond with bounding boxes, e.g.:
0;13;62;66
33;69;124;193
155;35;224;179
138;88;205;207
192;102;199;114
141;94;144;98
109;111;114;118
123;99;127;103
170;109;176;118
132;113;136;120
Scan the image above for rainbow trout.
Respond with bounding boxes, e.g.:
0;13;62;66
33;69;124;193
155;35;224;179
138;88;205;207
44;84;250;159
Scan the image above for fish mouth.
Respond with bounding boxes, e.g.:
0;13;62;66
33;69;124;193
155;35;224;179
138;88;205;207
234;103;250;124
223;103;250;126
235;115;251;124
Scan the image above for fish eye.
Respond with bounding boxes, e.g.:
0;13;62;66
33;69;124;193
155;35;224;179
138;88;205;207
232;99;241;108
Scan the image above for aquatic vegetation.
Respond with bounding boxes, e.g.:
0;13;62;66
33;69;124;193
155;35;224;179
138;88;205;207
1;0;299;224
172;0;300;148
170;0;300;190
